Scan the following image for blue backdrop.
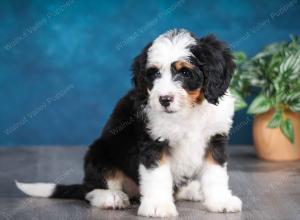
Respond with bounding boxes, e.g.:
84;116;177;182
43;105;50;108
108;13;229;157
1;0;300;146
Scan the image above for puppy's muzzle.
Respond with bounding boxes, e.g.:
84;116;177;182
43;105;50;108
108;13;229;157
159;95;174;107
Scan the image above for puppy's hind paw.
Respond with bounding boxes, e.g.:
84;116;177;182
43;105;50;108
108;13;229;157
85;189;130;209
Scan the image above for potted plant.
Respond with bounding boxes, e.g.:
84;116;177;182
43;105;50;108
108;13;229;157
230;36;300;161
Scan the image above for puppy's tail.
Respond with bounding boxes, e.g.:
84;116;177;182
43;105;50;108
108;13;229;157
15;181;87;200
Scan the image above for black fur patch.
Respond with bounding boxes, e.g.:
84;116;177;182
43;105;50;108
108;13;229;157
190;35;235;105
83;90;144;184
139;137;170;169
131;42;153;93
51;184;89;200
206;133;228;166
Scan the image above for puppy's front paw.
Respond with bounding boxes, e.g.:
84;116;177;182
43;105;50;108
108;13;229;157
138;199;178;217
204;195;242;213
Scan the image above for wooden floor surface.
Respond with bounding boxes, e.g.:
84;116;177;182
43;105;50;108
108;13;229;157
0;146;299;220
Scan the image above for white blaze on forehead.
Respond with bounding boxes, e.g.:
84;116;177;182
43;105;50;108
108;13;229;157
147;30;197;68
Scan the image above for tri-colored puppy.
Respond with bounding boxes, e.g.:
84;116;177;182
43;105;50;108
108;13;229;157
16;29;242;218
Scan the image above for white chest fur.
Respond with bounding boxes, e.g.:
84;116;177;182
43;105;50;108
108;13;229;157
145;93;235;185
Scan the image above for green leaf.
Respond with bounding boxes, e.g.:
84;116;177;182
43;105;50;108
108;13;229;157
286;92;300;112
280;119;295;144
289;102;300;112
267;110;283;128
280;51;300;74
233;52;247;65
290;102;300;112
230;89;247;111
247;94;272;114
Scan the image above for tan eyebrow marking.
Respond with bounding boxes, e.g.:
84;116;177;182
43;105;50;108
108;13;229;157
174;61;194;71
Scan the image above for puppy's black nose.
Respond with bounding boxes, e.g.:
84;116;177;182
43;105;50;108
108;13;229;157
159;95;174;107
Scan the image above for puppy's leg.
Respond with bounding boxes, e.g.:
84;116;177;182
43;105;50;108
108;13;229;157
201;134;242;213
83;149;130;210
137;140;177;217
85;169;130;209
175;180;203;202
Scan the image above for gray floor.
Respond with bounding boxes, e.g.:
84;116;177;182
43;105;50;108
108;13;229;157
0;146;299;220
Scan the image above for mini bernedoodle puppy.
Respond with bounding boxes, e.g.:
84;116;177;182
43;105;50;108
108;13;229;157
16;29;242;217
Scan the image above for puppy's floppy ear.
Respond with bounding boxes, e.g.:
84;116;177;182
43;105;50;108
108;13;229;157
131;42;152;93
191;35;235;105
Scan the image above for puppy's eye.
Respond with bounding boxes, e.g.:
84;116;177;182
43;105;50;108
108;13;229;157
179;68;193;78
146;68;161;80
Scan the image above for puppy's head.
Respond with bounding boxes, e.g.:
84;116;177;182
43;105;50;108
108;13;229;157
132;29;235;114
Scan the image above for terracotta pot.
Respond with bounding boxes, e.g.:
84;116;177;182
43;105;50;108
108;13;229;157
253;110;300;161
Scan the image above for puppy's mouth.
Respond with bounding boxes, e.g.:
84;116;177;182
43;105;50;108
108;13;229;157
162;107;176;114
